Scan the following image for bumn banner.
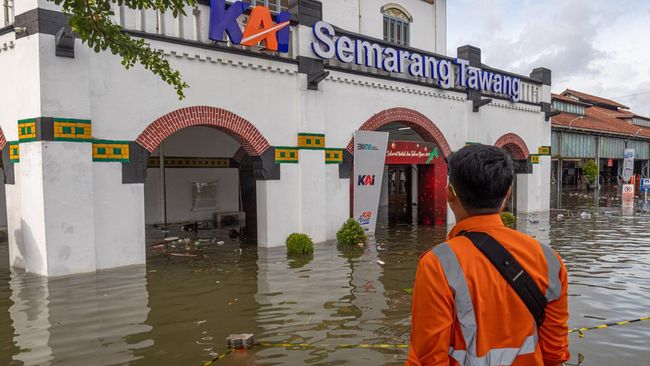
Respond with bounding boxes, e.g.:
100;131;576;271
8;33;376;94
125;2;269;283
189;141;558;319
353;131;389;233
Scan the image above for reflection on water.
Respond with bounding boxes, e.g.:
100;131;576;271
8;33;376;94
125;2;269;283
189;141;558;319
1;192;649;365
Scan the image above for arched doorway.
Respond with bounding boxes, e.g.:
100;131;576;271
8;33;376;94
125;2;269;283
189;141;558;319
136;106;273;246
349;108;451;226
495;133;530;214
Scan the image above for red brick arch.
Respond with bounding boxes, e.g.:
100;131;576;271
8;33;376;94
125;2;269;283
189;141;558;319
346;108;452;157
136;106;270;156
494;133;530;160
0;128;6;150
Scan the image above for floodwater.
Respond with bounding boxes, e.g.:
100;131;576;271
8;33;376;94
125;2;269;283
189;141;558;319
1;192;649;365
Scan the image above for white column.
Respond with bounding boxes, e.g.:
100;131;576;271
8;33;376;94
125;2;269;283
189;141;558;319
256;165;300;247
93;164;145;270
19;141;96;276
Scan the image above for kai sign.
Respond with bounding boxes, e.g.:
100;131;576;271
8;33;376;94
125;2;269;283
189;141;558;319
209;0;291;52
311;21;522;102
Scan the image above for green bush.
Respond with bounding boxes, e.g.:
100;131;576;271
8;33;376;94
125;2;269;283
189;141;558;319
336;218;368;246
582;160;599;184
500;212;516;228
286;233;314;255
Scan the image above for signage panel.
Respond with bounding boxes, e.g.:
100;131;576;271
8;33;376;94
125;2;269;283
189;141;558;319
209;0;291;53
385;141;440;165
641;178;650;192
622;183;635;208
623;148;635;183
353;131;389;233
310;21;522;102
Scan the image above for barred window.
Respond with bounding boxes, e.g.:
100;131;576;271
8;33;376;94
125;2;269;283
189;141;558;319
383;7;411;46
2;0;14;27
552;100;586;116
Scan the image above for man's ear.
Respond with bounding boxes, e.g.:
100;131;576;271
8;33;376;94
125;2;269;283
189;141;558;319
446;185;455;203
500;186;513;211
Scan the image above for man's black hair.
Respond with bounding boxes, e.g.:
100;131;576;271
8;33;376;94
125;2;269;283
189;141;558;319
448;144;514;213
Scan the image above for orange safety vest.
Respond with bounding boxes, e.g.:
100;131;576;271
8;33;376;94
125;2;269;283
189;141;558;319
405;214;570;366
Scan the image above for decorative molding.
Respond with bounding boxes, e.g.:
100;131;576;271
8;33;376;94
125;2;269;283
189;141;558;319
136;106;271;157
325;148;344;164
531;154;540;164
92;140;130;162
17;119;37;142
297;133;325;149
9;142;19;163
494;133;531;160
348;107;453;158
274;147;299;163
147;156;232;168
54;118;92;142
538;146;551;156
381;3;414;22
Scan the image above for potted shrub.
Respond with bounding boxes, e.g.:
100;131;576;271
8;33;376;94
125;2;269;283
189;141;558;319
286;233;314;255
500;211;516;228
582;160;598;190
336;218;368;246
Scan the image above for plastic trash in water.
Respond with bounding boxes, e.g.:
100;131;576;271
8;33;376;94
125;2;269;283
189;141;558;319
580;212;592;219
376;260;385;265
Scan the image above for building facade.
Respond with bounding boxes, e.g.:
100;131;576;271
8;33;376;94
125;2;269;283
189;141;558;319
551;89;650;196
1;0;552;276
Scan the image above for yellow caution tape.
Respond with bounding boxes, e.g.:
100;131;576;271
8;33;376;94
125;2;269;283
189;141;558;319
568;316;650;338
203;316;650;363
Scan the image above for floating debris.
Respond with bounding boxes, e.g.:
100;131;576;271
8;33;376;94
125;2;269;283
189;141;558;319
528;218;540;224
557;214;565;219
376;260;385;265
217;241;225;246
580;212;592;219
164;237;180;242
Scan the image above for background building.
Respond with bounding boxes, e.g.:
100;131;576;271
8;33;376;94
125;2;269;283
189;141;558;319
551;89;650;197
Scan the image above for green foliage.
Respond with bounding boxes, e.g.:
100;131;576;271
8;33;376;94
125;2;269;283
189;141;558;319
51;0;196;99
582;160;599;184
336;218;368;246
286;233;314;255
500;211;516;228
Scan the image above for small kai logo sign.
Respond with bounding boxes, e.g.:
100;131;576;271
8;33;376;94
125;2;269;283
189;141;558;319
209;0;291;53
357;175;375;186
357;211;372;225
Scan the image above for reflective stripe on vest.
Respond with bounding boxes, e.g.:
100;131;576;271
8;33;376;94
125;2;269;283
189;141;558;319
537;242;562;302
432;243;538;366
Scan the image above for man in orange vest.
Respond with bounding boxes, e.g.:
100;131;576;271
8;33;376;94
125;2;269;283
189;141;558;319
406;144;570;366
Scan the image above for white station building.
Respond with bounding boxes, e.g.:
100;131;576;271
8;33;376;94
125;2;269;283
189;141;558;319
0;0;553;276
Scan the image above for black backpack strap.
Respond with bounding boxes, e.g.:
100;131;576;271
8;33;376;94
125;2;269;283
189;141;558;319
461;231;547;326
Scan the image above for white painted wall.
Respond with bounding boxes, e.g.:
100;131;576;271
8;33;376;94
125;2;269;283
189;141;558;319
0;169;6;227
322;0;444;54
144;127;242;225
94;163;145;270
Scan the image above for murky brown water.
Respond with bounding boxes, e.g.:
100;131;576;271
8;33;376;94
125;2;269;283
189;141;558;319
1;192;649;365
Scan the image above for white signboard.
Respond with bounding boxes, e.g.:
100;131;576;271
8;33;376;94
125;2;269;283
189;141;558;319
623;148;635;183
622;183;635;208
353;131;389;233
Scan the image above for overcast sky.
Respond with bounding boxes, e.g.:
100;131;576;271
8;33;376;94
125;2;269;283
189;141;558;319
447;0;650;115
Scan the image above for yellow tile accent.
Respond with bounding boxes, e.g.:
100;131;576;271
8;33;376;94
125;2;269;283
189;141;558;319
538;146;551;155
9;143;19;162
92;141;129;162
54;119;93;141
275;147;299;163
325;149;344;164
18;121;37;141
531;155;540;164
298;133;326;149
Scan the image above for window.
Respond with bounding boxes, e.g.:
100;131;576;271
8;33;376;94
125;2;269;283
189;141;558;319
191;181;219;211
229;0;289;13
2;0;13;27
382;7;411;46
632;117;650;128
552;100;586;116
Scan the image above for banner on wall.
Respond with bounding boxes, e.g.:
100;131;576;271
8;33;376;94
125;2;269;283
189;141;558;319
623;148;635;183
353;131;389;233
385;141;440;165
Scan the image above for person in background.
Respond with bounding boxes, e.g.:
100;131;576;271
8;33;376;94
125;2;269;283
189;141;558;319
405;144;570;366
